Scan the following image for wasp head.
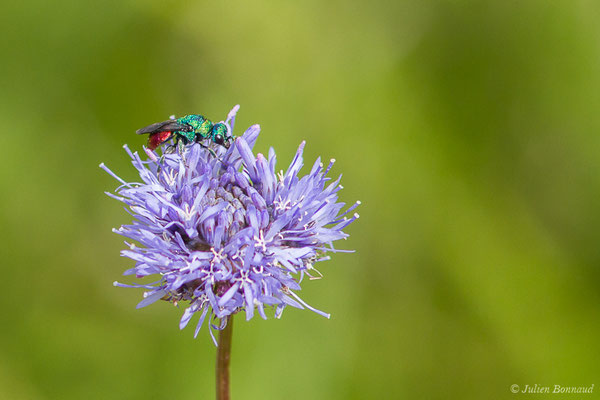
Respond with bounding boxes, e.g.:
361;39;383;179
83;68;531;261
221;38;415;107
211;123;233;149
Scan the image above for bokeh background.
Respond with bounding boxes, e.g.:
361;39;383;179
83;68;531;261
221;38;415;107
2;1;599;399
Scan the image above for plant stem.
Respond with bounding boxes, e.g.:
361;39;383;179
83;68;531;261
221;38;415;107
216;315;233;400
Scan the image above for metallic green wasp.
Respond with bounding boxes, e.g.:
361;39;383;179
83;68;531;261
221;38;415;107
136;114;233;152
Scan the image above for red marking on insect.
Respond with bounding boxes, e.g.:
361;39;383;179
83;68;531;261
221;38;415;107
148;131;172;150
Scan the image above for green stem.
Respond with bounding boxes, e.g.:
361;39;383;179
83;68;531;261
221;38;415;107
216;316;233;400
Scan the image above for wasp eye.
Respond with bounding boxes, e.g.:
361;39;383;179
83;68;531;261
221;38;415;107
214;134;224;144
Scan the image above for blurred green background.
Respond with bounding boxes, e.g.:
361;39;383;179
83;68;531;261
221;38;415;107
1;0;599;399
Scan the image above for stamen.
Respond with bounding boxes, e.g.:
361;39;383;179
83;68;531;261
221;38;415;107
253;230;268;252
210;247;225;266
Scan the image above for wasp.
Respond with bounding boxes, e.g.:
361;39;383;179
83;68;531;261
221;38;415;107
136;114;233;153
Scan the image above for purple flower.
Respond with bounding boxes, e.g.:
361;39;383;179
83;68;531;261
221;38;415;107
101;105;359;343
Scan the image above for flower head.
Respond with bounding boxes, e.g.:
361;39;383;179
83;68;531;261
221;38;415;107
101;105;359;342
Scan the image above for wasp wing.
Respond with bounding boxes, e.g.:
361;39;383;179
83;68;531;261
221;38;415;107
136;120;190;135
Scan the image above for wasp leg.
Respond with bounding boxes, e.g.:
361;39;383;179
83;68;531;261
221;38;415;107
164;138;187;162
177;140;186;155
157;149;170;172
198;142;225;162
164;145;176;154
